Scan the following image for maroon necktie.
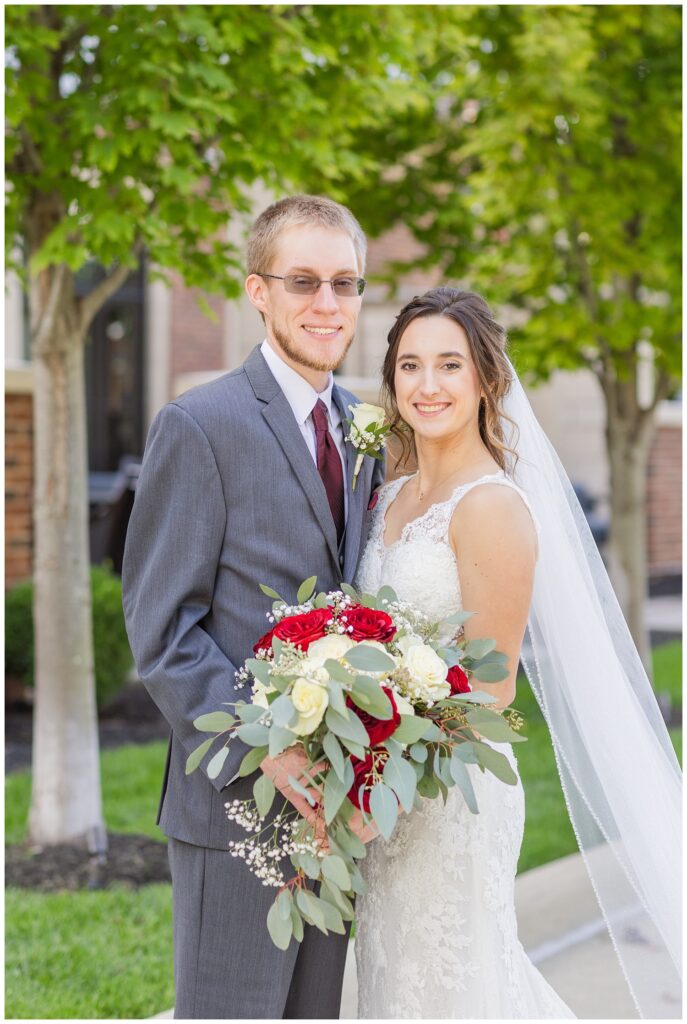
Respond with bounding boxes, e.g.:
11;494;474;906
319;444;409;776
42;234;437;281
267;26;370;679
311;399;345;543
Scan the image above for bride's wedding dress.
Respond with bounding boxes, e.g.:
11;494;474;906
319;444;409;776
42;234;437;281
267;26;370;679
353;471;575;1020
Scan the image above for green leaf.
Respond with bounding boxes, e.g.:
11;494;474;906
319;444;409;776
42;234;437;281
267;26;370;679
324;759;354;824
290;905;304;943
267;899;293;950
453;742;479;765
193;711;235;732
185;736;214;775
277;889;293;922
376;585;399;607
237;722;270;746
441;610;474;627
298;852;322;879
331;821;366;860
464;638;497;659
473;741;519;784
421;721;444;741
449;753;479;814
286;773;318;808
323;731;346;782
297;576;318;604
344;644;396;673
317;896;346;934
207;745;230;779
455;690;498;704
237;703;267;723
323;674;349;715
296;889;327;934
382;755;417;812
259;583;285;601
322;854;351;890
270;694;298;728
321;879;355;920
465;709;527;744
340;583;361;602
470;663;510;682
369;782;398;840
238;744;269;777
245;659;272;686
391;715;430;744
325;707;370;747
253;772;276;817
339;736;367;760
409;742;428;763
349;675;394;718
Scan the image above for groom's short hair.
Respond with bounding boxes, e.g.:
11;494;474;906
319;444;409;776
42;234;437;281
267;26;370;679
246;194;367;277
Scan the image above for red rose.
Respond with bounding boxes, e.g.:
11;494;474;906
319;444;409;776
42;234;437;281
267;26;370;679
345;686;401;746
272;607;334;651
447;664;471;694
347;749;390;812
340;605;397;644
253;627;276;656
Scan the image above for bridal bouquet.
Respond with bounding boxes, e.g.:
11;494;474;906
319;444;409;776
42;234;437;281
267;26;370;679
186;577;525;949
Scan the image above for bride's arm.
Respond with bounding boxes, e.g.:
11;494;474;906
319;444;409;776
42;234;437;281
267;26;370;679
449;484;537;709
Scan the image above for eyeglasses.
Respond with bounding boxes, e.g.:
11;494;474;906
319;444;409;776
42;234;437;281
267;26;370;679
258;272;366;297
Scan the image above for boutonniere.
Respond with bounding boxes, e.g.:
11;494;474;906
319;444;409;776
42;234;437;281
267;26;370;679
345;402;390;490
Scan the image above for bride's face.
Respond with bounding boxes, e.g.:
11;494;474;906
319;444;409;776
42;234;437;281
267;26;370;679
393;315;483;443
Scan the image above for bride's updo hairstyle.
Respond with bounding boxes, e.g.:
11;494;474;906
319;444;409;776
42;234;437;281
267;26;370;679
382;287;518;472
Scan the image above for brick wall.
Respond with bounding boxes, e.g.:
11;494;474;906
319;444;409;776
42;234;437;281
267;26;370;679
647;422;681;581
170;273;225;378
5;389;33;588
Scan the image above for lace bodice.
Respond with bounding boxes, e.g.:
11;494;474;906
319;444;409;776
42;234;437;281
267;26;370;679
355;470;535;622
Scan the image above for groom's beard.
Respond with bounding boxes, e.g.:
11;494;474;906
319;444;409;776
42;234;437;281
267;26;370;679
272;322;356;374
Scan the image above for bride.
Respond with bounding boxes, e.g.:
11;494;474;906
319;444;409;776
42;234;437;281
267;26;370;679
353;287;682;1019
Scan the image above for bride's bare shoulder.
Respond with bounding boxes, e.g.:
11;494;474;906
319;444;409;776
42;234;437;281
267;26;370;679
450;481;537;557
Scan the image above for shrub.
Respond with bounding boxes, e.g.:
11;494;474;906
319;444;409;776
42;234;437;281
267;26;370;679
5;563;133;709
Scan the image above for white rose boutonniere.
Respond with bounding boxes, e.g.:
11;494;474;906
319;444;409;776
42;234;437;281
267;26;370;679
345;402;390;490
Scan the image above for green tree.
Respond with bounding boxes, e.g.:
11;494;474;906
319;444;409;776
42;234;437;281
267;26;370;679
341;4;681;670
4;3;434;846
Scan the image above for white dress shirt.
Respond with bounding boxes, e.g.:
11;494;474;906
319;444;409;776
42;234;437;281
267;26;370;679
260;340;348;518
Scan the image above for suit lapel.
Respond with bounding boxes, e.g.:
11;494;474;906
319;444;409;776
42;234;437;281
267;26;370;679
245;348;340;569
333;386;365;581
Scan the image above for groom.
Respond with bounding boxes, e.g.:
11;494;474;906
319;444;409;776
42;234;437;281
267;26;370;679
121;194;384;1018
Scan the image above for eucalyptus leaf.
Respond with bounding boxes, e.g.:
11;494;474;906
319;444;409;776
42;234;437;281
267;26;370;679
290;905;304;943
360;592;377;609
318;896;346;934
332;822;366;859
322;854;351;890
237;722;270;746
464;637;497;659
207;745;230;779
376;584;399;607
369;782;398;840
349;675;394;718
339;736;367;760
323;731;346;783
237;703;267;723
344;644;396;673
465;709;527;743
259;583;285;602
296;889;327;934
246;659;273;687
455;690;498;704
421;721;444;741
383;755;417;812
453;742;479;764
391;715;432;744
185;736;214;775
409;742;428;763
340;583;361;602
297;575;317;604
324;676;349;716
270;694;298;728
321;879;355;920
193;711;235;732
324;758;354;824
299;852;322;879
449;753;479;813
323;659;355;687
287;773;318;808
441;609;475;627
277;889;292;921
238;744;269;777
473;741;519;784
269;725;297;757
325;707;370;746
267;900;293;950
470;663;510;683
253;772;276;817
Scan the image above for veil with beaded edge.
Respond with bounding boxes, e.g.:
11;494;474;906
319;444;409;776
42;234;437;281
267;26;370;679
502;360;681;1017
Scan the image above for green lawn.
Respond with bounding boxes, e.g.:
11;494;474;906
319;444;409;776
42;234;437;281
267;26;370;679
5;642;681;1018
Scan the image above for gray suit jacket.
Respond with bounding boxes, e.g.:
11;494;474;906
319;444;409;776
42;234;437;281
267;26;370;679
122;346;384;850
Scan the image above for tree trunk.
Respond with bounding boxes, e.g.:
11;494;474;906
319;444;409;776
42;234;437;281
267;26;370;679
28;274;106;849
602;372;656;677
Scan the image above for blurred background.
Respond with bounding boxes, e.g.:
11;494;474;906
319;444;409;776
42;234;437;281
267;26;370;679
4;4;681;1019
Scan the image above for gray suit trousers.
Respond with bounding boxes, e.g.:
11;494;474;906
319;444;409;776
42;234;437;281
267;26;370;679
168;834;351;1019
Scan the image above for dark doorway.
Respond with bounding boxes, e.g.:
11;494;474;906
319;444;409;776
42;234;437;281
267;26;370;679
81;262;145;471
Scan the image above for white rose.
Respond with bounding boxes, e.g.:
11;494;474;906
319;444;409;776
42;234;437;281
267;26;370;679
306;634;356;668
349;402;386;435
402;643;451;701
251;680;277;709
395;633;424;656
289;677;329;735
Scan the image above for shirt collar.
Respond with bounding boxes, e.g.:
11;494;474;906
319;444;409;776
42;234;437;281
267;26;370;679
261;339;336;425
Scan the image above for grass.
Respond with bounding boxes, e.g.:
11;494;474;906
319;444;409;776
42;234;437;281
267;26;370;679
5;642;681;1017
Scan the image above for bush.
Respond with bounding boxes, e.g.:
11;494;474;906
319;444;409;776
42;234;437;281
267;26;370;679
5;563;133;709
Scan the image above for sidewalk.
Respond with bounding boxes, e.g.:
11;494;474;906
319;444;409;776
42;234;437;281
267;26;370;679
152;849;681;1020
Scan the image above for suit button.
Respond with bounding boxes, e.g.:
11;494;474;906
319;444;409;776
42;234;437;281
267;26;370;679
339;555;344;567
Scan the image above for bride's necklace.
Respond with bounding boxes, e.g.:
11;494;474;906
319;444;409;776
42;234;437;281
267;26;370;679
415;460;496;502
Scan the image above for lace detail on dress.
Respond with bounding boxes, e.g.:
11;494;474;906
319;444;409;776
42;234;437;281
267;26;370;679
353;472;573;1020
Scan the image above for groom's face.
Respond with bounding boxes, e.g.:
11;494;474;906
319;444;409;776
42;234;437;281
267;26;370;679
246;224;363;384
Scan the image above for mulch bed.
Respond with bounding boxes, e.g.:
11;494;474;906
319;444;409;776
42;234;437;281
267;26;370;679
6;832;171;891
6;681;173;892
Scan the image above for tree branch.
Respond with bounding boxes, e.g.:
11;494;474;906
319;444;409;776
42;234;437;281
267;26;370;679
32;263;71;356
78;239;144;337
